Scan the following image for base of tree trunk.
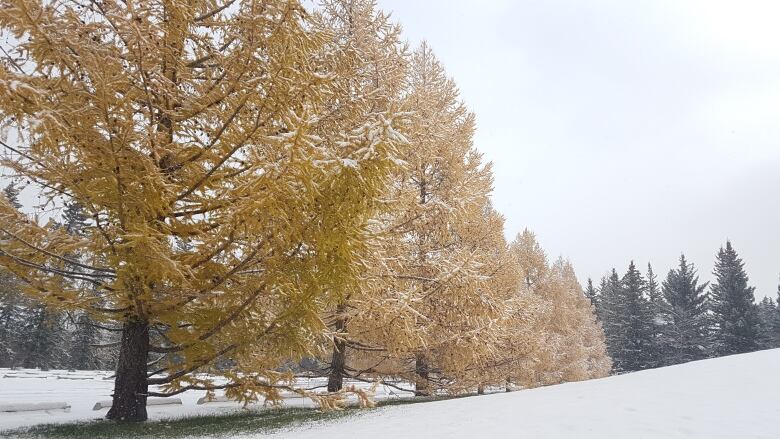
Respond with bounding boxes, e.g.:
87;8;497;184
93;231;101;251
106;320;149;422
414;354;430;397
327;338;346;392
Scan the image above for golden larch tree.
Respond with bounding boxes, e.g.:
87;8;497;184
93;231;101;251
508;230;611;388
339;42;506;396
0;0;407;421
308;0;410;395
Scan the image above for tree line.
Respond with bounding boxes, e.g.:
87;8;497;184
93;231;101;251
0;0;609;422
0;184;118;370
587;241;780;373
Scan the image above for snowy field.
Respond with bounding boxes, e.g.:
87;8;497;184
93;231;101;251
265;349;780;439
1;349;778;438
0;371;412;432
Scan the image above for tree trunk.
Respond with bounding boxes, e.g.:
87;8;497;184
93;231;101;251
106;319;149;422
414;353;430;397
327;310;348;393
505;377;512;392
477;383;485;395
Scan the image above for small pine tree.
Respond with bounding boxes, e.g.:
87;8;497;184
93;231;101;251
584;278;599;307
646;263;663;309
2;183;22;209
658;255;710;365
709;241;760;355
757;280;780;349
594;276;610;323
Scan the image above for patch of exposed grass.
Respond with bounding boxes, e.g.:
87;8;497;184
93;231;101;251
1;395;473;439
1;407;351;439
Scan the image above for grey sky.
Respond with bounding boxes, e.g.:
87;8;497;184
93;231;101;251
378;0;780;298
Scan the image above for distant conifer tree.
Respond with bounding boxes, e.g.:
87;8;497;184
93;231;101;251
600;262;657;372
709;241;760;355
658;255;710;364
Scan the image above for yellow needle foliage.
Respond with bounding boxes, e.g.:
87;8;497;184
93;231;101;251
506;230;612;388
0;0;611;420
332;43;517;396
0;0;407;421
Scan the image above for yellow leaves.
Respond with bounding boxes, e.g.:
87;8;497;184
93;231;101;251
0;0;612;409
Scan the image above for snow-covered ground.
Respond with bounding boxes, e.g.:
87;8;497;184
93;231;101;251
0;370;411;432
1;349;778;438
264;349;780;439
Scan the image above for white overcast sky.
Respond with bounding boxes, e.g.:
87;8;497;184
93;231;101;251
378;0;780;298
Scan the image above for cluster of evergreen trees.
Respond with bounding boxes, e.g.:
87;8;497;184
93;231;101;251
587;241;780;373
0;184;117;370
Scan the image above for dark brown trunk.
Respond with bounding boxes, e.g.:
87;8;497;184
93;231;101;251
505;377;512;392
106;319;149;422
414;353;430;397
327;311;348;393
477;383;485;395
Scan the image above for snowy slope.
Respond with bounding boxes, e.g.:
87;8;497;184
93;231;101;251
263;349;780;439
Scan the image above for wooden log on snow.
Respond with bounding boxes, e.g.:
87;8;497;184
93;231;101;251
92;397;183;410
0;402;71;413
56;375;95;380
196;395;234;404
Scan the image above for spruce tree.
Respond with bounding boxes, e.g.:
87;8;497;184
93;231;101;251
598;269;621;363
2;183;22;209
15;301;68;369
644;263;665;367
599;263;657;372
756;280;780;349
646;263;663;309
0;184;25;367
584;278;599;308
68;311;99;370
659;255;710;364
595;276;610;323
62;201;99;370
619;261;657;371
709;241;760;355
0;267;24;367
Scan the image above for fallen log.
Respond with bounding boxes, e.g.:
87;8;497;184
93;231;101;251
92;397;182;410
0;402;71;413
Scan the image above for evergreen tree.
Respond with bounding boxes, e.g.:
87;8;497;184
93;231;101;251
645;263;663;309
16;304;66;369
61;201;100;370
600;263;656;372
584;278;599;307
0;267;24;367
2;183;22;209
594;276;610;323
0;183;25;367
709;241;760;355
756;280;780;349
644;263;665;367
68;311;99;370
658;255;710;364
599;269;622;370
62;201;88;235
